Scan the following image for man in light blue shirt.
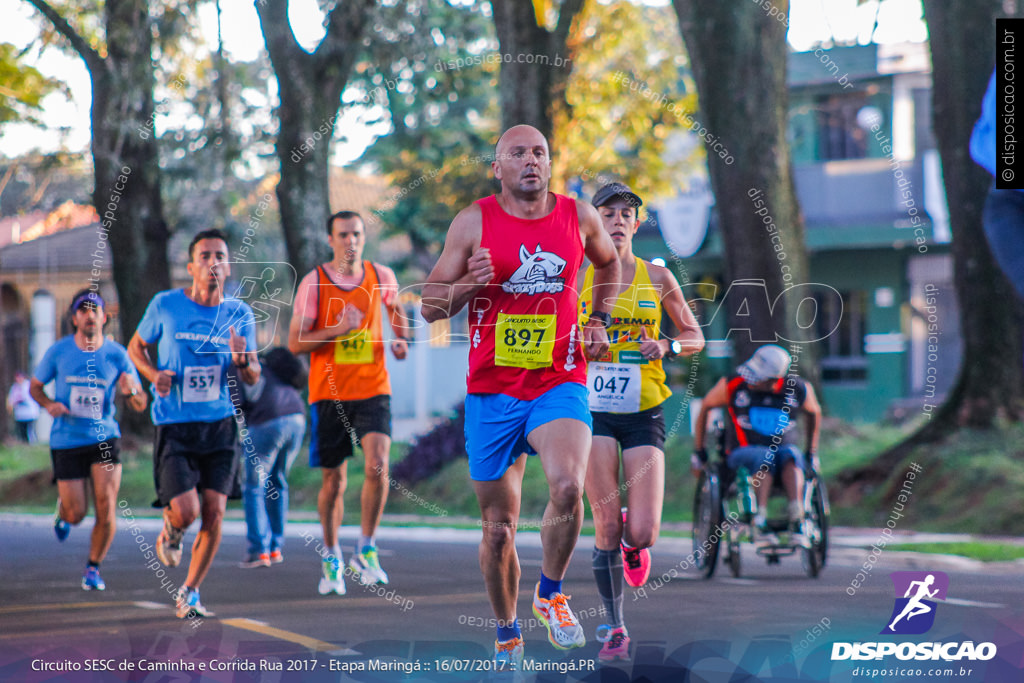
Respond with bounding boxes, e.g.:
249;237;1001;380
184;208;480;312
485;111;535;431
128;228;260;619
31;289;148;591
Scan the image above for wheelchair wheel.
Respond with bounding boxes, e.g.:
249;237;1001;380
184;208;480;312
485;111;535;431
692;468;723;579
810;473;830;567
802;474;829;578
726;537;742;578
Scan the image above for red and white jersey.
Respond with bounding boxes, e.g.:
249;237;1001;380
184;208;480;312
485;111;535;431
466;193;587;400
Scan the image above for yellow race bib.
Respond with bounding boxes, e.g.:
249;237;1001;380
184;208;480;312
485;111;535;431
334;329;374;365
495;313;556;369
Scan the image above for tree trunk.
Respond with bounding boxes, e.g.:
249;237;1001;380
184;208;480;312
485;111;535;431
671;0;815;372
490;0;585;146
96;0;171;339
27;0;171;343
919;0;1024;431
256;0;375;279
833;2;1024;496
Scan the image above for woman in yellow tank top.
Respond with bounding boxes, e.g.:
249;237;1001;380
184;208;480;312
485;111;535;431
577;183;704;662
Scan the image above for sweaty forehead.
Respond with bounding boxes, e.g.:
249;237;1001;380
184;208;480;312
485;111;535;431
194;238;228;255
496;128;549;157
331;217;364;235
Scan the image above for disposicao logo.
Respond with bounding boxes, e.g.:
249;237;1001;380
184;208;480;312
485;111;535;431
882;571;949;635
832;571;997;663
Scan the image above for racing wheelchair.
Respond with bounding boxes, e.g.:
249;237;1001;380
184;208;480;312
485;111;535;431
691;417;829;579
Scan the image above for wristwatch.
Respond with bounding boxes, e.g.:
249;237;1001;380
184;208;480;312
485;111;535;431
587;310;612;328
666;340;683;358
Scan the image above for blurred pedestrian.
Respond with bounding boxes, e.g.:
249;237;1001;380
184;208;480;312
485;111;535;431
233;347;308;568
7;371;40;443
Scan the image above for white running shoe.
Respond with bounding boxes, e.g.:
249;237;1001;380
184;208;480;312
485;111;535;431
531;583;585;650
348;547;389;585
318;556;346;595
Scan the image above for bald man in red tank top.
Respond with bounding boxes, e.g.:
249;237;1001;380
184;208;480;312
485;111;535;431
423;125;620;670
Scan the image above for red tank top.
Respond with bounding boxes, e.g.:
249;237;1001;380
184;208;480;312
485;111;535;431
466;193;587;400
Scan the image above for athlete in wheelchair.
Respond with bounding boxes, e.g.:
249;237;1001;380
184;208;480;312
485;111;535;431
689;345;829;578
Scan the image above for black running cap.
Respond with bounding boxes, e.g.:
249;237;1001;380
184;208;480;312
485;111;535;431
591;182;643;209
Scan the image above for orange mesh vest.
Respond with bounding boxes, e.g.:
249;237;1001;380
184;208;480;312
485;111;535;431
307;262;391;403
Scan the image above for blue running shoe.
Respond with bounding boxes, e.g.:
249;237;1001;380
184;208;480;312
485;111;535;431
175;586;215;618
54;500;70;542
82;566;105;591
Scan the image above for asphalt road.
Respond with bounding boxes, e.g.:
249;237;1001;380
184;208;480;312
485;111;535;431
1;513;1021;683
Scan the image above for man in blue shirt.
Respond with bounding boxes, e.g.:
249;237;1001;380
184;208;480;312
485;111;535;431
30;289;148;591
128;229;260;619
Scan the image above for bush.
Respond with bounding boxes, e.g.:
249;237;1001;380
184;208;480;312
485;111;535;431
392;402;466;485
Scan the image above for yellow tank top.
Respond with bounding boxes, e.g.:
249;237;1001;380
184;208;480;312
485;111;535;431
579;259;671;413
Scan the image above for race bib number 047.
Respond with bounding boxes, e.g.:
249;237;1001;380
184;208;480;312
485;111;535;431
495;313;556;369
587;362;641;413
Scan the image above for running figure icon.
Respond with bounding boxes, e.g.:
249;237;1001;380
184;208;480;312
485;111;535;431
888;574;939;631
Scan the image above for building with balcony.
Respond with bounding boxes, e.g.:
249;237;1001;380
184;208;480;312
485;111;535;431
645;42;958;422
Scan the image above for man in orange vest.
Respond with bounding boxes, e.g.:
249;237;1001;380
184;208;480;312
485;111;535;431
288;211;411;595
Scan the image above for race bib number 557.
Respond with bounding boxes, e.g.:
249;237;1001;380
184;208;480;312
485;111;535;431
183;365;221;403
495;313;556;369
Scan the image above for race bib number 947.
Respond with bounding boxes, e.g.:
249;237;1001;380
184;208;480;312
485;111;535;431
495;313;556;369
334;329;374;365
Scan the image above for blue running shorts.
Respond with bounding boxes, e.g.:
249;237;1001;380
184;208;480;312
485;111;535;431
464;382;592;482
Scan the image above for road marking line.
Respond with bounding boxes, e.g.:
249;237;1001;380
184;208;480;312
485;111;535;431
133;601;170;610
0;601;126;614
222;617;358;655
945;598;1005;609
719;578;760;585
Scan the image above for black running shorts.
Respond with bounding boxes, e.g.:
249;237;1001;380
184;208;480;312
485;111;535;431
591;404;666;451
51;440;121;481
309;395;391;468
152;417;237;506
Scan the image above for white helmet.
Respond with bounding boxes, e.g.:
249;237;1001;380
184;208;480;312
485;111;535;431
737;345;792;383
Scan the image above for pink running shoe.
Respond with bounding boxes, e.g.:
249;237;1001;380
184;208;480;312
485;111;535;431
621;544;651;587
596;624;630;662
620;508;651;587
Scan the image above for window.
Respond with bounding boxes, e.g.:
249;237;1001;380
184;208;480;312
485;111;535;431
816;290;868;382
817;93;870;161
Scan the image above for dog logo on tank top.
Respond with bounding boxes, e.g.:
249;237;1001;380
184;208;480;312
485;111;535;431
502;244;566;295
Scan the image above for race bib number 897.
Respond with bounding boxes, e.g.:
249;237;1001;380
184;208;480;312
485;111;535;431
495;313;556;369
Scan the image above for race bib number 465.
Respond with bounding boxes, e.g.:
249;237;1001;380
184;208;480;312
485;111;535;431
587;362;641;413
495;313;556;369
69;386;103;418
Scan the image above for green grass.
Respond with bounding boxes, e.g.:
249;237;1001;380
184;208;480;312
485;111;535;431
828;422;1024;534
884;542;1024;562
5;418;1024;535
0;419;903;524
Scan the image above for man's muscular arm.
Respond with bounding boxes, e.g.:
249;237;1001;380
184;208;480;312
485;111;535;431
422;205;493;323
